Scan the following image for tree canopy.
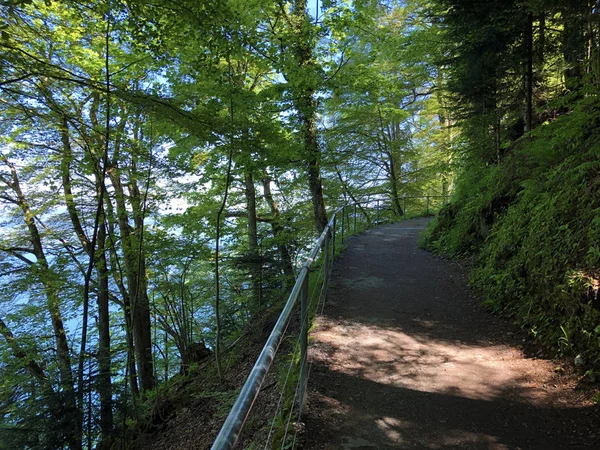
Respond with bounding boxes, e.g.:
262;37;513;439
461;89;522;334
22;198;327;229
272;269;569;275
2;0;598;448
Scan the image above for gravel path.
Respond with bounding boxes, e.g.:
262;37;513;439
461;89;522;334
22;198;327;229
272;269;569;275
303;218;599;449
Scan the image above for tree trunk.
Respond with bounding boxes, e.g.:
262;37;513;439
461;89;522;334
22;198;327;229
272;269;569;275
262;171;295;283
305;130;329;233
386;152;404;217
376;105;403;216
563;0;587;91
585;0;598;78
291;0;328;233
59;117;89;253
4;158;82;450
524;13;533;132
60;117;113;443
126;154;155;392
96;221;113;445
100;105;148;394
104;193;140;398
537;13;546;69
494;111;502;164
334;168;371;223
244;168;261;311
0;317;51;385
107;163;155;392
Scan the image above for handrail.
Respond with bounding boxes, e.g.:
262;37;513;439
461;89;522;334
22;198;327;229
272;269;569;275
210;195;447;449
210;206;344;450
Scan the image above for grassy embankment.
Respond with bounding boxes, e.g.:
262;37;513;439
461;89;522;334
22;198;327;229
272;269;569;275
421;97;600;374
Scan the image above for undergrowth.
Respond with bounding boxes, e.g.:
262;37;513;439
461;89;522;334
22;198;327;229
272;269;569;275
421;96;600;371
129;209;456;449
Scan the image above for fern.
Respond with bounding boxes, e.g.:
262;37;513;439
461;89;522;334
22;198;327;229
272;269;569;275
421;95;600;368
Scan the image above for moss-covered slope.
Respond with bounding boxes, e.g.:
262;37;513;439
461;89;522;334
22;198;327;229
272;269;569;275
421;98;600;370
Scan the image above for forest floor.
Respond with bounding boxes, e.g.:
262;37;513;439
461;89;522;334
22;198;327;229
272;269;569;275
302;218;600;449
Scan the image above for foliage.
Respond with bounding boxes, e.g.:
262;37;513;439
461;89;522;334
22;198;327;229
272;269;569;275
322;0;450;211
420;0;600;371
0;0;447;447
423;96;600;366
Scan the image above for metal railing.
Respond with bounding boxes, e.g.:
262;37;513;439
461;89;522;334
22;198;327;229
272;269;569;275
211;195;448;449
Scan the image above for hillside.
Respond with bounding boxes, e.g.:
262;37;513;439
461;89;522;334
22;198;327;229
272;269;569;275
422;96;600;374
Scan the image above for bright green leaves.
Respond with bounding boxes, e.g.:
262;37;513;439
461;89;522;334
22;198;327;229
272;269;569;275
322;0;449;208
422;76;600;368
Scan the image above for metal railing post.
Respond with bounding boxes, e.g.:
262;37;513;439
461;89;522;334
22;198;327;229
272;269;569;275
298;272;309;415
331;215;336;267
341;205;345;244
376;200;380;224
211;266;310;450
426;196;430;215
403;196;407;219
322;233;330;300
210;205;351;450
353;203;357;233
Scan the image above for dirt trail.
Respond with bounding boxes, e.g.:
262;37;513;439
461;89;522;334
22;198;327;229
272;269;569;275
303;218;599;449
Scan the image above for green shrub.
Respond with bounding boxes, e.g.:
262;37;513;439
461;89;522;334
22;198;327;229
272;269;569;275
421;97;600;367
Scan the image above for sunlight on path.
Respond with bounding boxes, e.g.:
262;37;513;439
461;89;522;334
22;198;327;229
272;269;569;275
312;320;545;403
303;219;598;450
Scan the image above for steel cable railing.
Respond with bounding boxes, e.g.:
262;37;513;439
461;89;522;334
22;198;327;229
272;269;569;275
211;195;448;450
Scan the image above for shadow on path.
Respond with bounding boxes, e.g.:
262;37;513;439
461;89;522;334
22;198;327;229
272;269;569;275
303;218;599;449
